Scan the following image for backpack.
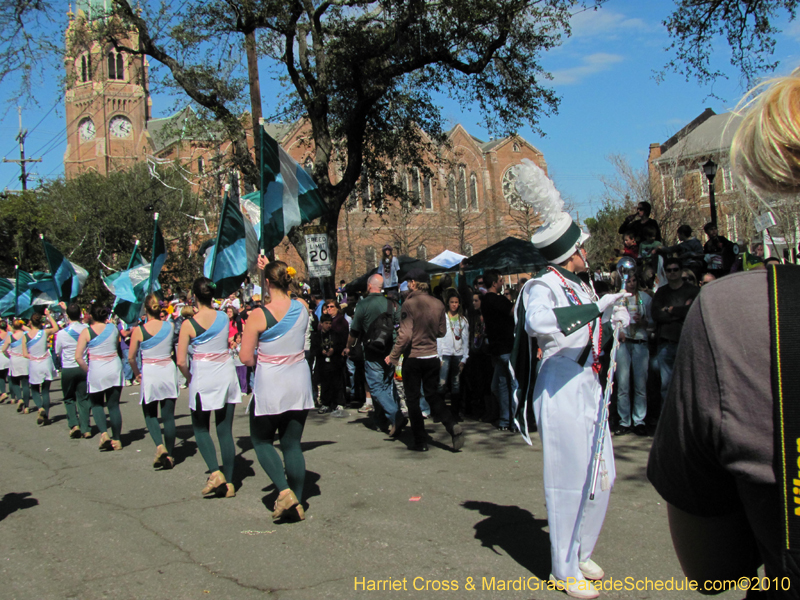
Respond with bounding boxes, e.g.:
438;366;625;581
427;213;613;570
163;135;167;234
364;299;396;357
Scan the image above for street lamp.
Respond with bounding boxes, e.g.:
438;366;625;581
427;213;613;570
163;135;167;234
702;158;718;225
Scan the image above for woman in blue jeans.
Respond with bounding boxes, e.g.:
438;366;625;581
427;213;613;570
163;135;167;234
438;291;469;419
614;272;652;436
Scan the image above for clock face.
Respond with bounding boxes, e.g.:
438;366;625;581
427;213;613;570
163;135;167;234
78;118;96;142
502;167;522;208
109;116;133;139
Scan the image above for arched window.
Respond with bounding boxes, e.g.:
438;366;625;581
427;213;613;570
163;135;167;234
197;157;204;175
81;55;88;82
417;244;427;261
108;51;123;80
411;168;421;203
447;175;456;210
465;243;473;257
458;166;467;210
469;173;479;210
365;246;377;270
513;142;521;152
303;157;313;172
423;175;433;210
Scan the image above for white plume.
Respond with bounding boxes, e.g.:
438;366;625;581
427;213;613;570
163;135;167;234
513;159;564;225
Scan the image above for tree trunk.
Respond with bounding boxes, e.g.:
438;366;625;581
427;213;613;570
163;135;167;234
244;30;262;177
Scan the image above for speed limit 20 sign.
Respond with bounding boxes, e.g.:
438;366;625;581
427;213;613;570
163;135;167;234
305;233;332;277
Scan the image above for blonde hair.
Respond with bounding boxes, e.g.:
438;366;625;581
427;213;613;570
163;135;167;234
144;293;160;318
731;69;800;195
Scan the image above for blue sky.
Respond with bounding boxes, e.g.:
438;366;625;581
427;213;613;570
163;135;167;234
1;0;799;222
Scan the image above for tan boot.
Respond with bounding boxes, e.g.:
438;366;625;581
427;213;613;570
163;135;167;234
98;432;113;451
153;445;168;468
201;470;226;496
272;489;305;522
111;439;123;451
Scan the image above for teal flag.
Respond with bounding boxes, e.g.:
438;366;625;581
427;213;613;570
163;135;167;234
204;186;248;298
40;236;88;302
258;124;327;251
102;241;160;325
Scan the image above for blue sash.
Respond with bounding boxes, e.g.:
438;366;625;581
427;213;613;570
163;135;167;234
9;335;23;348
140;321;172;351
193;312;227;346
65;325;82;341
27;329;44;347
259;300;302;343
87;323;115;349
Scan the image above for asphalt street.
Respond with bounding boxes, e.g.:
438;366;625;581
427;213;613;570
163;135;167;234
1;380;744;600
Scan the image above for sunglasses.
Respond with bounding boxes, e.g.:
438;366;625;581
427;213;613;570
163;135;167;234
682;277;696;283
665;267;680;273
326;304;336;308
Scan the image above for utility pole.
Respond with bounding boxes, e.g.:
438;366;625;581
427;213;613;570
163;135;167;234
3;108;42;191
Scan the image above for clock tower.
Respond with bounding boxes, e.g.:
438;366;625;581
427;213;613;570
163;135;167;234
64;0;152;178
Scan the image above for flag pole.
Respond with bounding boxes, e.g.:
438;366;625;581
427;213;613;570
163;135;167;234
146;213;159;296
210;184;230;290
14;264;19;318
258;119;268;296
127;239;140;271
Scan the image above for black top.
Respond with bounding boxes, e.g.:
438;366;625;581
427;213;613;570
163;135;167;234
651;283;700;343
619;216;662;242
480;292;515;355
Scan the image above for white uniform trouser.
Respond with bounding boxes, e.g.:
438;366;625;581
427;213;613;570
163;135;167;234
533;355;616;582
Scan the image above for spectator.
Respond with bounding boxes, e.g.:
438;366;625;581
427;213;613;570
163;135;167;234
656;225;704;273
226;306;242;340
314;314;347;414
343;274;405;436
480;269;516;431
681;269;698;287
386;269;463;452
438;289;469;420
463;291;492;420
377;244;400;292
651;257;699;411
220;292;240;311
621;231;639;260
614;271;652;437
700;272;716;286
638;224;662;266
702;222;737;277
618;200;662;242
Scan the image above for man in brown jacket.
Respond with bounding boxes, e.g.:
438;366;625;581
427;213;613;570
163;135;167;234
387;269;465;452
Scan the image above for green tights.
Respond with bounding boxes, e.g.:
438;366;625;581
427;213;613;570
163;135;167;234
10;375;30;407
61;367;90;433
30;380;52;416
90;386;123;440
143;399;176;455
249;409;309;502
191;402;236;483
0;369;7;395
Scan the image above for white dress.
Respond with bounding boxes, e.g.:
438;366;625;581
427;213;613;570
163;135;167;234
86;324;124;394
0;333;9;371
520;267;615;583
8;334;29;377
252;301;314;416
27;329;58;385
139;321;178;404
55;324;87;369
188;311;241;411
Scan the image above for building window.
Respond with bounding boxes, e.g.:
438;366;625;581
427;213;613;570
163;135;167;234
411;168;421;204
108;51;124;80
417;244;427;261
197;157;204;175
513;142;520;152
464;243;473;257
673;168;685;199
365;246;377;270
701;171;710;197
469;173;479;211
303;157;313;174
423;175;433;210
80;54;92;83
361;169;371;207
458;166;467;210
448;175;456;210
347;191;359;212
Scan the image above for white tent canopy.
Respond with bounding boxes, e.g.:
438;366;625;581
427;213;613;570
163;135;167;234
429;250;467;269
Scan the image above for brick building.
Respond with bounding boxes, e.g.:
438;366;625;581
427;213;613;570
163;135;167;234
63;4;548;283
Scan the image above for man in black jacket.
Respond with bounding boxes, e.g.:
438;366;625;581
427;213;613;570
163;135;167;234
652;257;699;410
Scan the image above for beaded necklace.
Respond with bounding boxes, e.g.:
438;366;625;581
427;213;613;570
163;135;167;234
547;267;602;374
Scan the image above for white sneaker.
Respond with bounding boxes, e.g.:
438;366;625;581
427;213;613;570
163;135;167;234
579;559;604;580
549;574;599;599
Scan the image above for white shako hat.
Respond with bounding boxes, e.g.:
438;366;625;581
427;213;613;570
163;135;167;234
514;159;590;265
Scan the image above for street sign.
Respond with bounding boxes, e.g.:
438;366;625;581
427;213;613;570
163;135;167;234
305;233;332;277
754;212;777;232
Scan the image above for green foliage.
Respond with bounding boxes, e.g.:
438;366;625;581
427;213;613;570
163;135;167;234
0;163;206;304
584;199;635;269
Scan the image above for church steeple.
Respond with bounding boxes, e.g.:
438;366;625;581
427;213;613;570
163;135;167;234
63;2;152;178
